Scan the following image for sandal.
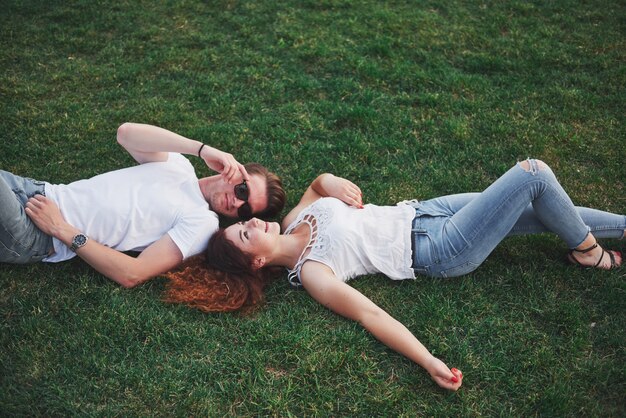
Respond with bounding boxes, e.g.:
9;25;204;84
567;243;622;270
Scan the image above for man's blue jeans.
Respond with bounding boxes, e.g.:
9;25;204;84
411;159;626;278
0;170;53;263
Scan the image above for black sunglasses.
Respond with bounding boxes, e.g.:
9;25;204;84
234;180;253;220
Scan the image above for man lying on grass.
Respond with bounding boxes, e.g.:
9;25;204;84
0;123;285;288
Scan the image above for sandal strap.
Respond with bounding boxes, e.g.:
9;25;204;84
568;246;621;270
593;248;606;268
592;248;619;269
572;243;598;254
606;250;617;268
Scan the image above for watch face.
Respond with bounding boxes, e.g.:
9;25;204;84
71;233;88;251
74;234;87;246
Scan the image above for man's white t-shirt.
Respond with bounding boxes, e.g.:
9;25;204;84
43;153;218;262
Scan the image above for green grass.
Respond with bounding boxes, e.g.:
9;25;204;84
1;0;625;415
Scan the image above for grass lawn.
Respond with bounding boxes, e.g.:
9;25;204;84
1;0;624;415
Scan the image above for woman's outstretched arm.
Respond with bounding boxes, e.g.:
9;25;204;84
299;260;463;391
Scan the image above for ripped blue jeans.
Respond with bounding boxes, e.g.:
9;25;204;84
411;159;626;278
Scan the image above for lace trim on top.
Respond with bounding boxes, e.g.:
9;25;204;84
284;202;332;287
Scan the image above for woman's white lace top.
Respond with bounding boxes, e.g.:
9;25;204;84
284;197;416;287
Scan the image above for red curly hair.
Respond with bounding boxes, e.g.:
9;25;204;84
163;229;279;313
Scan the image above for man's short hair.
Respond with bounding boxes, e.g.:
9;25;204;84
245;163;285;219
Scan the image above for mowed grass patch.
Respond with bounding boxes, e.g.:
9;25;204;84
1;0;624;415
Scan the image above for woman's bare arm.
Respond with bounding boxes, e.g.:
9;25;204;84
281;174;363;229
299;260;463;391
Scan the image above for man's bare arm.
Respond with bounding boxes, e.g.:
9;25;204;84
116;122;248;184
25;194;182;287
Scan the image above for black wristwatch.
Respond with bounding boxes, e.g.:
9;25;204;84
69;233;88;252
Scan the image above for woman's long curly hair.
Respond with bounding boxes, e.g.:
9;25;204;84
163;229;280;313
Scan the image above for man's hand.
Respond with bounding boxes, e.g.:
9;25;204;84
116;123;250;182
25;194;68;237
199;146;249;185
25;194;183;288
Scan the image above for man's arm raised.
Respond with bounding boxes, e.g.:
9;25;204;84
116;122;248;184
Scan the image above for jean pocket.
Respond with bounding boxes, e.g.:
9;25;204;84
412;231;439;271
440;219;472;259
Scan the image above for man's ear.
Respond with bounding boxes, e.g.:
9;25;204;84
252;256;266;270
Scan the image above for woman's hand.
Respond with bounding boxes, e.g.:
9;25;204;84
425;356;463;391
318;174;363;208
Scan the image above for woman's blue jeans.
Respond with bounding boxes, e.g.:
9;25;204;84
0;170;53;264
411;159;626;278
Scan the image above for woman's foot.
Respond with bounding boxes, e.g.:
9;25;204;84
567;243;622;270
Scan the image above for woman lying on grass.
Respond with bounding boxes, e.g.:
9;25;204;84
165;159;624;391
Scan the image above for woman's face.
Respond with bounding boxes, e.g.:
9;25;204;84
224;218;281;257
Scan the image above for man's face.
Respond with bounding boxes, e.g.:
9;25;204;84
208;173;268;219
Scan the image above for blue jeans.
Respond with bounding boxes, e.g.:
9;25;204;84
411;159;626;278
0;170;53;264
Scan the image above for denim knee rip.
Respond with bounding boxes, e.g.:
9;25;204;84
518;158;546;175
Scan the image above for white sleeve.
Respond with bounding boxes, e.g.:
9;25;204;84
168;210;219;259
